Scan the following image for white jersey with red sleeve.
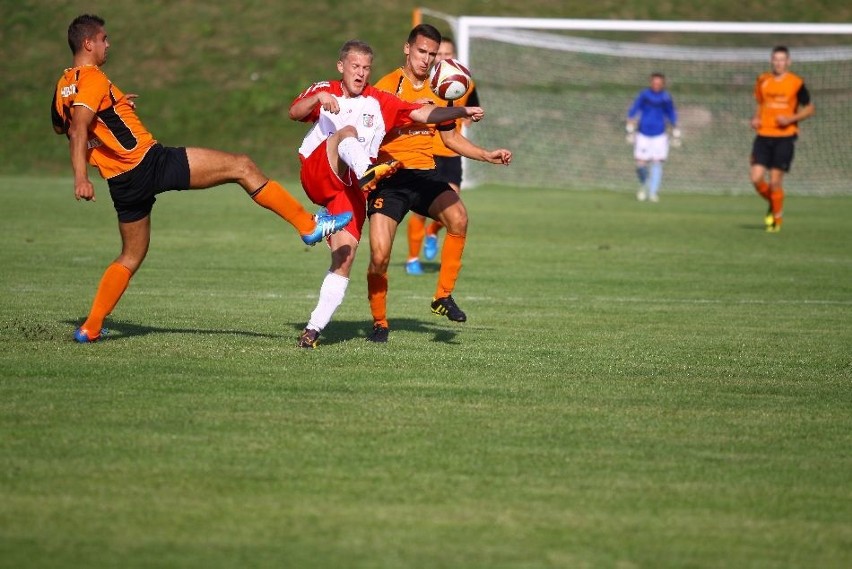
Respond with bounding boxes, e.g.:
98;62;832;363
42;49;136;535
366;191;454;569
294;80;421;160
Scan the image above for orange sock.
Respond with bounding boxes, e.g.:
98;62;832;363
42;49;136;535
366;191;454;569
81;262;132;334
435;232;465;299
367;272;389;328
251;180;314;235
426;220;444;237
770;186;784;224
754;180;771;202
407;215;426;260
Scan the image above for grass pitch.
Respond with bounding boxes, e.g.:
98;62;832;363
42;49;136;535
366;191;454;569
1;177;850;568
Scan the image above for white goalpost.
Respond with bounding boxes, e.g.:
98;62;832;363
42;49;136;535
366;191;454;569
416;10;852;195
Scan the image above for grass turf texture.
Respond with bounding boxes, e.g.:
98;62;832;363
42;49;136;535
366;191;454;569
1;177;851;568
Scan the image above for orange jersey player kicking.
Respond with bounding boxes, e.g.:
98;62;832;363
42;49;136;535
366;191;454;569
749;45;815;233
52;14;352;343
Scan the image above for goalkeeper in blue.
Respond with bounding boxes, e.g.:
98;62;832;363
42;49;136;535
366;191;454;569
625;73;680;202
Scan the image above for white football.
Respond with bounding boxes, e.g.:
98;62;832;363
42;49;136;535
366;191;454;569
429;58;472;101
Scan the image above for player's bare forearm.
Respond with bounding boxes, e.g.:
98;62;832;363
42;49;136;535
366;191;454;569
441;129;511;165
797;103;815;122
776;104;815;127
289;92;337;120
416;105;482;125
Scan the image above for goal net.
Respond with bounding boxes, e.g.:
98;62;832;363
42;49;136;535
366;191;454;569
418;12;852;195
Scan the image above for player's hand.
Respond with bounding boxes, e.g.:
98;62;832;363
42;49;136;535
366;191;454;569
671;127;682;148
125;93;139;109
776;115;793;127
750;117;761;131
318;92;340;114
625;122;635;144
485;149;512;165
465;107;484;122
75;178;96;202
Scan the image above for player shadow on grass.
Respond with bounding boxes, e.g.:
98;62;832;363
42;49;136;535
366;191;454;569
413;261;440;274
286;318;462;346
63;319;283;341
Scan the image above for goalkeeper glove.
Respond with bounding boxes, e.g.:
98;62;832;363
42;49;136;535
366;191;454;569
671;127;682;148
625;122;635;144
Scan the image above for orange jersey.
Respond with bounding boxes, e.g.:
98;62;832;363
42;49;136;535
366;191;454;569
374;68;452;170
52;66;156;179
432;81;478;158
754;71;809;137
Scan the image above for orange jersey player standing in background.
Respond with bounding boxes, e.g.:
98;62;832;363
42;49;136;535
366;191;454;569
52;14;352;343
405;36;480;275
749;45;815;233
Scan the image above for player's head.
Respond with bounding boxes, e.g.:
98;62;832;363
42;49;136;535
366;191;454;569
68;14;107;58
437;37;456;62
649;72;666;92
771;46;791;75
337;40;373;97
404;24;442;81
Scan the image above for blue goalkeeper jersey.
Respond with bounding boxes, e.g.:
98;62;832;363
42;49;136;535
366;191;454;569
627;88;677;136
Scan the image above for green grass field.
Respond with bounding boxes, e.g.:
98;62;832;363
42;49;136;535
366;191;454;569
1;177;850;568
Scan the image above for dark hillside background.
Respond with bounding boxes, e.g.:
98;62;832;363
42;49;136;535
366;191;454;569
3;0;850;179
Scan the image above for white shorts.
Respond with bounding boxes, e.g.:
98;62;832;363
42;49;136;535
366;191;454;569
634;133;669;162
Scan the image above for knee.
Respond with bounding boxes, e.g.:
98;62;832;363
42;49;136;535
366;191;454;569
116;253;145;274
369;252;391;274
330;244;356;274
234;153;261;180
445;209;468;235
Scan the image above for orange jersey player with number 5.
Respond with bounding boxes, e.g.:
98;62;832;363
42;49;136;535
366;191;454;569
52;14;352;343
289;39;487;348
750;45;815;233
365;24;512;343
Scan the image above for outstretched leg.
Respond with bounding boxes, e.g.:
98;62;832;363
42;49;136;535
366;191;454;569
185;147;349;243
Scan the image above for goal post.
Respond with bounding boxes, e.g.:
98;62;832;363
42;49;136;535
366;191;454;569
415;10;852;195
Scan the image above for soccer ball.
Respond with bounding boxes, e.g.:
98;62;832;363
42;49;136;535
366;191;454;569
429;58;472;101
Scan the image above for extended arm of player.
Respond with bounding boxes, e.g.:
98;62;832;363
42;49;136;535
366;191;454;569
409;105;484;126
439;128;512;165
67;105;97;201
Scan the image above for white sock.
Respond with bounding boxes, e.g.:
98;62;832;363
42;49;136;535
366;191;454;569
337;137;372;179
649;161;664;196
307;272;349;332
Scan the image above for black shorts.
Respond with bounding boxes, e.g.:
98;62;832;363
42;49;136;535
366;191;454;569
366;169;453;224
434;155;463;186
751;135;797;172
107;144;190;222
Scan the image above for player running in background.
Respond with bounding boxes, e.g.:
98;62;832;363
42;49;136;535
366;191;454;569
750;46;815;233
626;72;679;203
52;14;352;343
290;39;487;348
405;36;480;275
365;24;512;343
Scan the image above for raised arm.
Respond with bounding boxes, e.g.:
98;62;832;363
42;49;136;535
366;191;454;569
409;105;484;125
289;89;339;120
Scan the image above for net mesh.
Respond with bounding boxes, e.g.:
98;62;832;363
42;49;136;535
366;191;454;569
461;28;852;195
